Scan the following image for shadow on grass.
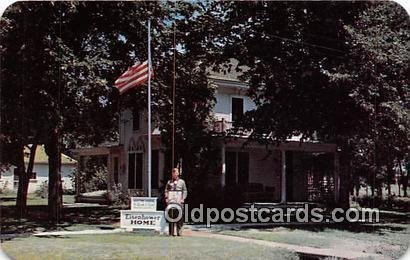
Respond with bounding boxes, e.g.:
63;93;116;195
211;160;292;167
1;204;122;239
1;197;16;202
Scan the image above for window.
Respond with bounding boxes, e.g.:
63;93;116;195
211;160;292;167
225;151;249;185
132;109;140;131
128;153;143;189
151;150;159;189
232;97;244;125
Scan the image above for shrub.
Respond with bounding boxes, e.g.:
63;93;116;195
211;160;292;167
109;183;130;207
35;181;48;198
71;156;108;193
353;195;410;212
62;187;75;195
0;180;13;195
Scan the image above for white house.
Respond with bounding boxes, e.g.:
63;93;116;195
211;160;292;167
73;63;342;206
0;145;76;193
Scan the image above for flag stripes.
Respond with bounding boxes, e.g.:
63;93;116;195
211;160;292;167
115;60;152;95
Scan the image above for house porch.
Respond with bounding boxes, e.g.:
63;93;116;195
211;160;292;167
216;139;340;206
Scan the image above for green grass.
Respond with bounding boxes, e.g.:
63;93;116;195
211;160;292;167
217;224;410;259
0;194;75;206
2;233;298;260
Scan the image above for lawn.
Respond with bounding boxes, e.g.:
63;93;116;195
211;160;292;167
0;193;75;206
1;194;116;234
1;233;298;260
216;223;410;259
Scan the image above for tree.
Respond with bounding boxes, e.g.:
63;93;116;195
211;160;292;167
1;2;122;220
333;2;409;197
1;1;221;218
205;2;408;203
120;2;221;197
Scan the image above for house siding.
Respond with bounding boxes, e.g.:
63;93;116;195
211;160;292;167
0;164;74;193
214;91;256;122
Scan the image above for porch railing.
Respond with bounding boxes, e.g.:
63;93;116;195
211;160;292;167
212;118;233;133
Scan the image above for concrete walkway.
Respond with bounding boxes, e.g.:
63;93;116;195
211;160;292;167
184;230;389;260
32;228;125;237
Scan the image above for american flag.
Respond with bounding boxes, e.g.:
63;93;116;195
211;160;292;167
115;60;153;95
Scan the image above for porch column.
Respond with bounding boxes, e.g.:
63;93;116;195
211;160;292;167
281;150;286;203
107;154;112;190
334;152;340;204
221;144;226;188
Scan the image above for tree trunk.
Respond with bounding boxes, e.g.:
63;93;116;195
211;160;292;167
339;148;351;209
16;145;27;218
377;181;383;198
399;161;408;197
397;161;401;196
46;129;62;223
353;173;360;197
386;172;391;197
16;143;37;217
386;156;394;196
369;170;375;197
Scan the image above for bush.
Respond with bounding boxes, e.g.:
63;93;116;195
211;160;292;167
109;183;130;207
35;181;48;198
0;180;13;195
71;158;108;193
353;195;410;212
62;187;75;195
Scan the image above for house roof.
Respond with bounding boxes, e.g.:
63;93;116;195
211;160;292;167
24;145;76;165
208;58;249;83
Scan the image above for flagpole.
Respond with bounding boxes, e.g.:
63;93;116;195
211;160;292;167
147;19;152;198
172;23;176;171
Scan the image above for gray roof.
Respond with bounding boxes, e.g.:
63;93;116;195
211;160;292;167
207;59;249;83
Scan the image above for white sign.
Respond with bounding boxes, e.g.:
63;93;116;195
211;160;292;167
131;197;157;211
167;190;183;204
120;210;165;232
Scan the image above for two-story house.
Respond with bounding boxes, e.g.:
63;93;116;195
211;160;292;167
73;64;342;206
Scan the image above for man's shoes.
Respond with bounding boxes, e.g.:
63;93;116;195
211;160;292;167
177;229;183;236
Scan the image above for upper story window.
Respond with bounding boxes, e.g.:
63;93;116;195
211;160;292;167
132;109;140;131
231;97;244;124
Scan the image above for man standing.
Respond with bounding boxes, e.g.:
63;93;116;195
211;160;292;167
165;168;187;236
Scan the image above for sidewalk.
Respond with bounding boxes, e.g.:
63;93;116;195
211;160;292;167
184;229;389;260
32;228;125;237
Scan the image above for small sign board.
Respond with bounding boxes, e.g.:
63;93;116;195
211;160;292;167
120;210;165;232
167;190;184;204
131;197;157;211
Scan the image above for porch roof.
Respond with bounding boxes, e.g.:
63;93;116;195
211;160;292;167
218;137;337;153
71;145;123;157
